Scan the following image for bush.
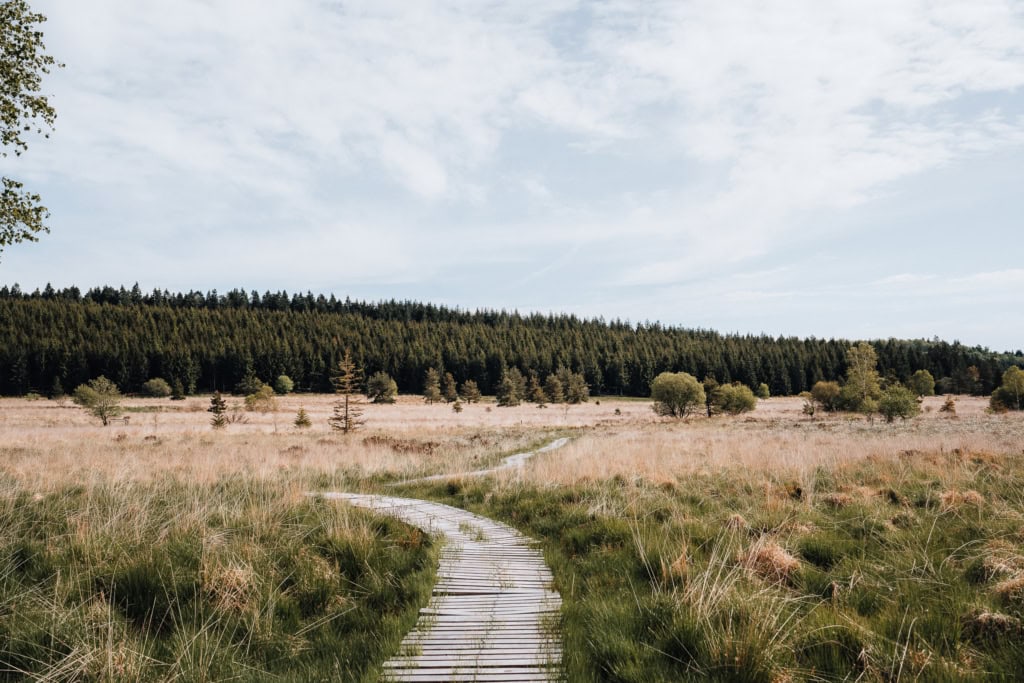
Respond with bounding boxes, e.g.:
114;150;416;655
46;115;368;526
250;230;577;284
755;383;770;399
273;375;294;395
244;385;278;413
879;384;921;422
367;371;398;404
234;372;265;396
714;383;758;415
811;381;841;412
650;372;705;418
141;377;172;397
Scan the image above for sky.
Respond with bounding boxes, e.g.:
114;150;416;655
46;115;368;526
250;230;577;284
2;1;1023;351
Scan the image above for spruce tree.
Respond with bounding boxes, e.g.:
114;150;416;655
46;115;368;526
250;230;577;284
460;379;481;403
543;374;563;403
441;371;458;403
423;368;442;404
208;391;228;429
328;349;364;433
527;373;547;404
294;407;312;428
496;371;521;407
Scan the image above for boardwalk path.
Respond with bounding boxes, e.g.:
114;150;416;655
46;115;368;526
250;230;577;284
318;493;562;682
394;437;570;485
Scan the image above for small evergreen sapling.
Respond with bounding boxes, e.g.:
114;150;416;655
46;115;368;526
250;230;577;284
208;391;228;429
294;407;312;429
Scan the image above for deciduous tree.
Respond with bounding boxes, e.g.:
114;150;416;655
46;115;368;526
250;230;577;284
1;1;60;257
72;376;122;425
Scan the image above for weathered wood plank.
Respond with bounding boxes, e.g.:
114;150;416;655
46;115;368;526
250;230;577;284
317;493;562;682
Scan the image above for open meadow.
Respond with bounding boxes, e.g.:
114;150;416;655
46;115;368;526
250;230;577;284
2;394;1024;681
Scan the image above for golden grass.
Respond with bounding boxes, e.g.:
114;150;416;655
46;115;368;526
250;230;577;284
519;398;1024;489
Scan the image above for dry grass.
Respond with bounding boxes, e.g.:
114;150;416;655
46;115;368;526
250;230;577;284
518;397;1024;489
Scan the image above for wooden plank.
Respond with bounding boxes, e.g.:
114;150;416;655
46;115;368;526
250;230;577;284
324;493;562;681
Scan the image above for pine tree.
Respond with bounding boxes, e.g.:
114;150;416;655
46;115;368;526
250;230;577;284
452;398;463;413
527;373;547;404
543;374;564;403
460;379;481;403
208;391;228;429
49;376;63;399
171;378;186;400
423;368;442;404
441;371;458;403
496;371;521;407
328;349;364;433
294;407;312;428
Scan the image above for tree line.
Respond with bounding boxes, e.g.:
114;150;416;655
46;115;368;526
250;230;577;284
0;284;1020;398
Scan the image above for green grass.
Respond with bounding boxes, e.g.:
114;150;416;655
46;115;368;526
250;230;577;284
0;478;436;682
400;449;1024;681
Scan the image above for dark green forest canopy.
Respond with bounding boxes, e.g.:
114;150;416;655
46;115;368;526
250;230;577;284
0;283;1020;397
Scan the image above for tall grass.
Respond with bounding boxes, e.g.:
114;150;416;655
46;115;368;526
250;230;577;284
0;478;436;681
410;422;1024;681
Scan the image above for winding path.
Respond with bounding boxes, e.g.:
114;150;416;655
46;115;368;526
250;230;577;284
395;437;570;485
318;493;562;682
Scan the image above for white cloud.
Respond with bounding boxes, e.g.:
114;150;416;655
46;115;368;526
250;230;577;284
2;0;1022;348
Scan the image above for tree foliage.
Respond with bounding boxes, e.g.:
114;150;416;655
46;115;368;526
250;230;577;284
714;382;757;415
72;376;122;425
459;379;481;403
840;342;881;414
141;377;172;397
908;369;935;397
991;366;1024;411
811;381;841;413
1;1;60;256
878;384;921;422
422;368;442;404
650;372;705;418
273;374;294;395
441;371;458;403
0;286;1019;399
366;371;397;404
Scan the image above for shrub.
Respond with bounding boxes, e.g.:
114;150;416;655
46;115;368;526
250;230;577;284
273;375;294;395
714;383;757;415
755;382;770;399
142;377;172;398
234;371;265;396
366;371;398;404
244;384;278;412
72;376;123;426
811;381;841;412
650;372;705;418
878;384;920;422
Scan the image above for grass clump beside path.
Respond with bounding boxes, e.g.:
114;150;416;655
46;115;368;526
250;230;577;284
412;445;1024;681
0;478;436;682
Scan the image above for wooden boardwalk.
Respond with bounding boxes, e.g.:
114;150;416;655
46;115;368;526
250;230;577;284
318;493;561;682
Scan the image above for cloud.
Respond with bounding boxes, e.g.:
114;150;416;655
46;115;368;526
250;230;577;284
1;0;1022;349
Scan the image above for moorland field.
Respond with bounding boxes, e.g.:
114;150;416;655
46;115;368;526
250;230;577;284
2;394;1024;681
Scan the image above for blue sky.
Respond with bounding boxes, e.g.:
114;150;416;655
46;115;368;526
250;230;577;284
2;1;1023;351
